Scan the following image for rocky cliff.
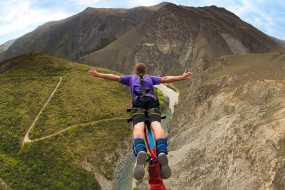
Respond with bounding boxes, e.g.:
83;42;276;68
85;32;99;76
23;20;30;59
158;51;285;190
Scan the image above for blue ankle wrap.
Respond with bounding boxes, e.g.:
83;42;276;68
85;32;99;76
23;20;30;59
133;138;146;157
156;138;168;156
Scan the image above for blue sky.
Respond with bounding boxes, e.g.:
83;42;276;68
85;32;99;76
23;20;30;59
0;0;284;45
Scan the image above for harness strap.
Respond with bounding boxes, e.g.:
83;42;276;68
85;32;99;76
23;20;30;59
139;74;146;96
126;107;166;123
134;74;154;99
131;108;145;117
134;90;152;97
147;107;161;116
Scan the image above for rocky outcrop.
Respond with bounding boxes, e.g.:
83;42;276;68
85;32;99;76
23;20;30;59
163;51;285;190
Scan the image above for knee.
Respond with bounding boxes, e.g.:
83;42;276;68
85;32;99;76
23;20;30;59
150;121;162;129
134;122;145;128
133;122;145;138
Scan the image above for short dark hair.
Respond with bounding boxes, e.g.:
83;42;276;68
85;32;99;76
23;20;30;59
135;63;146;75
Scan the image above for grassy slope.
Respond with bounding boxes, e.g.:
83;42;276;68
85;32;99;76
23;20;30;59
174;50;285;91
80;27;143;67
0;53;131;189
210;51;285;84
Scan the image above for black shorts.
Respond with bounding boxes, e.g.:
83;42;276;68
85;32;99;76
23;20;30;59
131;96;161;126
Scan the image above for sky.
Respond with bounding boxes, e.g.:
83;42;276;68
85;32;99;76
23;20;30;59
0;0;285;45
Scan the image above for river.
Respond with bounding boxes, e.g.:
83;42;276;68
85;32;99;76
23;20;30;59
115;84;178;190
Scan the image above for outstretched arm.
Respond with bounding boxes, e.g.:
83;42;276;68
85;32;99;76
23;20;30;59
88;68;121;82
161;70;192;83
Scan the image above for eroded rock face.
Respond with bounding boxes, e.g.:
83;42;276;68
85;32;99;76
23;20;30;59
163;52;285;190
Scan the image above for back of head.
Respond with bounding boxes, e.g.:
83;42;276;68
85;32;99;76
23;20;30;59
135;63;147;76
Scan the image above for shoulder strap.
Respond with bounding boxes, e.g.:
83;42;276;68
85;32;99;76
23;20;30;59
138;74;146;96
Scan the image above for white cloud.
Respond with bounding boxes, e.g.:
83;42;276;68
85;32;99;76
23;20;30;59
231;0;285;39
0;0;69;42
180;0;285;39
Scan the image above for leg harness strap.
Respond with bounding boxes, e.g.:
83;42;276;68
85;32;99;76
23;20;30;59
131;108;146;117
127;107;164;123
147;107;161;116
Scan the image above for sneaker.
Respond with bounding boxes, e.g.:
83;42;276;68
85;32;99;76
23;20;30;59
134;151;147;180
158;153;171;179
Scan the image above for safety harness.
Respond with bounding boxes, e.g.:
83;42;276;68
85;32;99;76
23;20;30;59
134;74;154;99
128;74;168;189
127;74;162;123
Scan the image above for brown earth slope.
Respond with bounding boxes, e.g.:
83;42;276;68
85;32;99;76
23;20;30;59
80;3;282;76
0;4;165;61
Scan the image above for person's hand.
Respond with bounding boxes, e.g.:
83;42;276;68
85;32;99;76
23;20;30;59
182;70;192;80
88;69;99;77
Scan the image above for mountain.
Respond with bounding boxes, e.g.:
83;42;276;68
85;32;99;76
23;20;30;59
154;50;285;190
1;3;285;189
270;36;285;48
80;3;282;75
1;3;282;74
0;39;15;54
0;4;166;62
0;53;131;189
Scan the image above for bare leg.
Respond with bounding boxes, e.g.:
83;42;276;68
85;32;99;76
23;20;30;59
150;121;166;139
133;121;146;138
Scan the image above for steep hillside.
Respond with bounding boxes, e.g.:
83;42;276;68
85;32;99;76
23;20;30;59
80;3;282;76
0;40;15;54
270;36;285;48
161;51;285;189
0;53;132;190
0;5;162;62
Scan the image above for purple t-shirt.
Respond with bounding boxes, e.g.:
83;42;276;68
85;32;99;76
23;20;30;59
120;75;161;99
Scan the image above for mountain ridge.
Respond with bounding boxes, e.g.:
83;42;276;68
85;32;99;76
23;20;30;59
80;3;281;76
0;2;282;70
0;5;159;62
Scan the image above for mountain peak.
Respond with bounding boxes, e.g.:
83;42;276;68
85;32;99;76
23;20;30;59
157;2;173;6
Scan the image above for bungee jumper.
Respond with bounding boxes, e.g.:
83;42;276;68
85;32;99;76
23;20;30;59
89;63;192;189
